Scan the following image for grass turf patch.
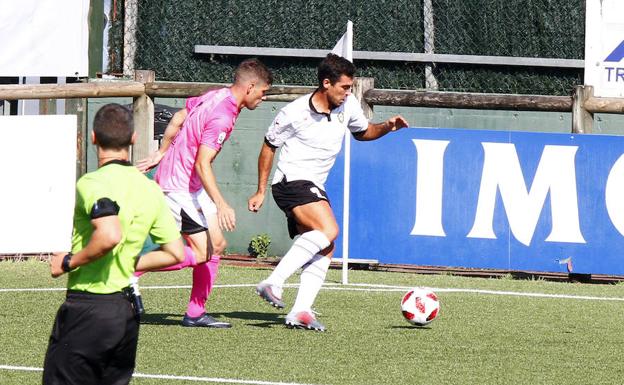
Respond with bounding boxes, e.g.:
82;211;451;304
1;260;624;385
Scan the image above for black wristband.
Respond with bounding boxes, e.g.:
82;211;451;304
62;252;73;273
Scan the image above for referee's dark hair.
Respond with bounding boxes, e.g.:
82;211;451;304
93;103;134;150
318;53;356;87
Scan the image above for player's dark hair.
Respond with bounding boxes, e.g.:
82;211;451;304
93;103;134;150
234;58;273;86
317;53;356;87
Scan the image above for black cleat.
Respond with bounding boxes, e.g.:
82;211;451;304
182;313;231;328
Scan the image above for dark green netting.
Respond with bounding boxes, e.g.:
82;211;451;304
108;0;584;95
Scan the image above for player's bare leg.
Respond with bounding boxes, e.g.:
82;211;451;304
291;200;339;241
183;225;214;264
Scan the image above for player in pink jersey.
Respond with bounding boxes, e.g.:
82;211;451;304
136;59;273;327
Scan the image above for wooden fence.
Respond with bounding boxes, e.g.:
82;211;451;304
0;70;620;176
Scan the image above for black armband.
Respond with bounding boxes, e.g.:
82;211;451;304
264;137;278;149
90;198;120;219
351;130;366;139
62;252;74;273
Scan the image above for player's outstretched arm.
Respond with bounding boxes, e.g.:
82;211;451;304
248;142;276;212
136;108;188;172
50;216;122;277
353;115;409;141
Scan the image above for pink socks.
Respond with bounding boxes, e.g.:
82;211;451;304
134;247;221;318
186;254;221;318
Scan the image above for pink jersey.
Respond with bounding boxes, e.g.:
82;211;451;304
156;87;239;193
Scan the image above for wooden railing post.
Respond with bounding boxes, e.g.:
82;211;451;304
572;85;594;134
65;97;88;177
353;77;374;120
132;70;155;163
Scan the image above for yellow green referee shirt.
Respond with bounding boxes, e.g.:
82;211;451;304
67;160;179;294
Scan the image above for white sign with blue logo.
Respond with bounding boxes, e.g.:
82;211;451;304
585;0;624;97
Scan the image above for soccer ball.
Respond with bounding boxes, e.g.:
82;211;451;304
401;288;440;326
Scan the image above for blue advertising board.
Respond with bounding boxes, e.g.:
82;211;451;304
327;128;624;275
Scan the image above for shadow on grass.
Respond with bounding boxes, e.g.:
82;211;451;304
140;313;182;326
140;311;283;328
389;325;432;330
212;311;283;328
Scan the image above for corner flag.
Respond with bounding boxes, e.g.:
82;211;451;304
331;21;353;62
331;21;355;284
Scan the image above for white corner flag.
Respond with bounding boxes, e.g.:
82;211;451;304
331;21;353;62
331;21;355;284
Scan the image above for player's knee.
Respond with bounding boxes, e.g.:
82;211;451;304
194;248;209;263
322;224;339;242
212;238;227;256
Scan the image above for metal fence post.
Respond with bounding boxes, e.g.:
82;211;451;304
572;85;594;134
132;70;155;163
423;0;438;90
124;0;138;77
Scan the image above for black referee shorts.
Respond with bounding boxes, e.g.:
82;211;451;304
42;290;139;385
271;177;330;238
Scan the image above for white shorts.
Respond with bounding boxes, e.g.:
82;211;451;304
164;189;216;234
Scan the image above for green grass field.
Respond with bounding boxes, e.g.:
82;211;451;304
1;259;624;385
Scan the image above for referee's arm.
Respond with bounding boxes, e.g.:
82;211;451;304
50;216;122;277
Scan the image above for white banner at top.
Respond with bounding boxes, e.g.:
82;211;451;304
585;0;624;97
0;0;90;77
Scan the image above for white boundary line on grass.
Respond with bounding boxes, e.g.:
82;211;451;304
0;365;323;385
329;283;624;302
1;282;624;302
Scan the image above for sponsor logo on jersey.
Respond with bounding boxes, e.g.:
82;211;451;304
217;132;226;145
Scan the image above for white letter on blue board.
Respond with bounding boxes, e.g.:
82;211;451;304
606;154;624;236
411;139;449;237
467;143;585;246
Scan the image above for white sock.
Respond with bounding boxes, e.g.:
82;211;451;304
264;230;330;287
290;254;331;315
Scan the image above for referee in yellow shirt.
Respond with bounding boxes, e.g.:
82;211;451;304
43;104;184;385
